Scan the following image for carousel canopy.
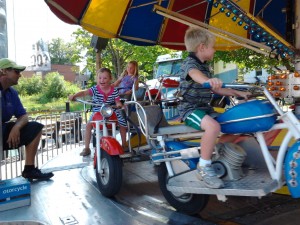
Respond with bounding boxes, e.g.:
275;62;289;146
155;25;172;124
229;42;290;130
45;0;296;59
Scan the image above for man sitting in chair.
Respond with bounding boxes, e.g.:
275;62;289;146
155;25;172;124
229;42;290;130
0;58;54;181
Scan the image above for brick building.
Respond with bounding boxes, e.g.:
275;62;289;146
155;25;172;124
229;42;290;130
22;64;79;83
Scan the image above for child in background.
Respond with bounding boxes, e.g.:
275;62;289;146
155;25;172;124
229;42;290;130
178;27;251;188
69;68;127;156
113;61;139;100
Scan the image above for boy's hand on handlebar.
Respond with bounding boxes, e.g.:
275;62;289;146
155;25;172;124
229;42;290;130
208;78;223;90
236;91;252;100
247;92;264;99
69;95;76;101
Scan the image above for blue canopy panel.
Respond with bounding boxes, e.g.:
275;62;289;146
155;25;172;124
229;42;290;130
253;0;287;39
119;0;170;46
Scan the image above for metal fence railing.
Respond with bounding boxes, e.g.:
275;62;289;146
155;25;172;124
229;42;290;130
163;105;179;120
0;104;179;180
0;111;87;180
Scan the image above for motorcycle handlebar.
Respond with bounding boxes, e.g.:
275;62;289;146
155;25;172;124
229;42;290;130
75;98;96;105
74;98;121;109
202;82;260;90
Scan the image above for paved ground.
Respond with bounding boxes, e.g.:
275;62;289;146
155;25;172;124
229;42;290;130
0;148;299;225
113;160;300;225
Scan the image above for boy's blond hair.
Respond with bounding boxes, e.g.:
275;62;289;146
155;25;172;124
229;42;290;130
184;27;216;52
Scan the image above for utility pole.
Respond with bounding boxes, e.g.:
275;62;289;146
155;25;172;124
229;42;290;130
0;0;8;58
90;35;108;70
96;51;101;70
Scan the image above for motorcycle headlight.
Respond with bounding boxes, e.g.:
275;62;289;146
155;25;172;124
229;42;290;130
100;104;113;118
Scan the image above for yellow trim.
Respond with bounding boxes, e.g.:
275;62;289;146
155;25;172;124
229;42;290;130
209;1;249;49
274;186;290;195
269;129;296;147
154;5;271;56
81;0;129;38
129;133;147;148
245;11;294;49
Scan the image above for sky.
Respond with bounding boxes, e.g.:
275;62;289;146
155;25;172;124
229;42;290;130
6;0;79;65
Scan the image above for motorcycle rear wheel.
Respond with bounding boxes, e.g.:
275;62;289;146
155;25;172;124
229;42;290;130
157;163;209;215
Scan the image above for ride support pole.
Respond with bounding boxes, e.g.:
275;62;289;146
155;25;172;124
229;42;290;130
0;92;3;180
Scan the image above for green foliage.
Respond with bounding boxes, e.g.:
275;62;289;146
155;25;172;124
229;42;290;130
214;48;294;74
63;28;175;83
41;72;67;101
47;27;297;87
18;27;298;114
46;27;298;92
70;29;96;85
17;72;80;104
39;72;80;103
102;39;173;80
67;27;295;84
20;94;68;114
48;38;77;65
64;81;81;96
15;75;43;95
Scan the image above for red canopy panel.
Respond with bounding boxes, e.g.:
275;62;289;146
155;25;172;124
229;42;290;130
45;0;90;25
160;1;209;50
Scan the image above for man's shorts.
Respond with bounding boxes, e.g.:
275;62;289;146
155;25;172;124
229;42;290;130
2;121;44;150
184;109;207;130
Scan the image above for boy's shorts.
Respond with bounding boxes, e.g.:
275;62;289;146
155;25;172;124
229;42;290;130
184;109;207;130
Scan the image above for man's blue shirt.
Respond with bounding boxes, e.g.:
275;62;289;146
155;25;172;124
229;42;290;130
1;87;26;123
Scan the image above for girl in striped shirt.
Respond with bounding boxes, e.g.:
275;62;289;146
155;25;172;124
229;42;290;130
69;68;127;156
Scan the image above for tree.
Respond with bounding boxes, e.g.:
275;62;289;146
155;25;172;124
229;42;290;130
102;39;173;80
42;72;67;100
214;48;294;74
15;75;43;96
48;38;77;65
70;29;97;86
37;72;80;103
50;27;294;85
67;28;173;83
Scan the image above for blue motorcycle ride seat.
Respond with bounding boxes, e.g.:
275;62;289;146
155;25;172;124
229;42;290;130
216;100;277;134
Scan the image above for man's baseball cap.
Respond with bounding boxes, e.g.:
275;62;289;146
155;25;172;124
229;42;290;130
0;58;26;71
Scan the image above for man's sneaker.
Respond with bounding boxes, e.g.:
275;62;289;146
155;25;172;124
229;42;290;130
196;164;224;189
80;148;91;156
22;167;54;181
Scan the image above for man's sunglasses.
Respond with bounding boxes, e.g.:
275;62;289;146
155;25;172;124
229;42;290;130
8;68;22;74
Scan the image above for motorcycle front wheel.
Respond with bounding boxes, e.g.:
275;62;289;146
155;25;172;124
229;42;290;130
95;149;123;197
